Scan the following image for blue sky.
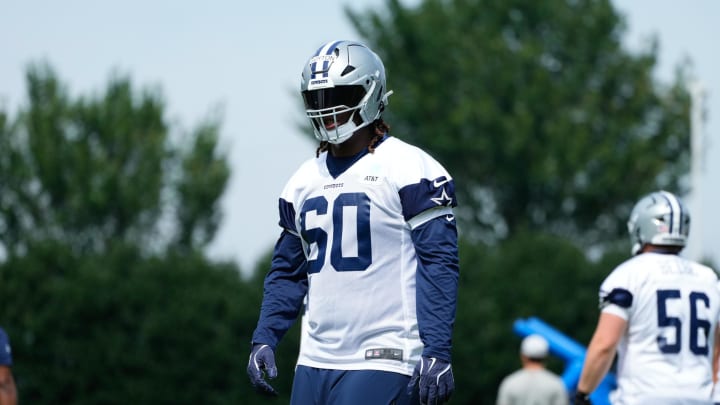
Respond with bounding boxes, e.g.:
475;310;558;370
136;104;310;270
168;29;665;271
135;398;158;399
1;0;717;272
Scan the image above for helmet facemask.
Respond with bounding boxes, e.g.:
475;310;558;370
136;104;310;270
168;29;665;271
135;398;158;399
302;83;375;144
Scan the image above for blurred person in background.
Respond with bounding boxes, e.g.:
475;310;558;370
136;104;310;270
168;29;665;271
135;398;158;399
0;328;17;405
575;191;720;405
496;334;569;405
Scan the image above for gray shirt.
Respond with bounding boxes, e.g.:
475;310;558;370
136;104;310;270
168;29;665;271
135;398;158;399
496;368;569;405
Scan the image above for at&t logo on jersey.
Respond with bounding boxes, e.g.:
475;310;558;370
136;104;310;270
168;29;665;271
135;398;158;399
360;174;383;185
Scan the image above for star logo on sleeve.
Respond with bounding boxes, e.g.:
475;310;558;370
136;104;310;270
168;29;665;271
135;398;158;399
431;188;453;206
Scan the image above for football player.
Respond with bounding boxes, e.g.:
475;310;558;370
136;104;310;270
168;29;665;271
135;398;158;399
575;191;720;405
246;40;459;405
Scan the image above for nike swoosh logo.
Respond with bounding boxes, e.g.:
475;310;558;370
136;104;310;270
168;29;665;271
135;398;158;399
445;215;455;222
433;178;449;187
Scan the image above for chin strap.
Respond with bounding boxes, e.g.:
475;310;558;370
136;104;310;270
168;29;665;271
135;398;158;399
320;110;375;145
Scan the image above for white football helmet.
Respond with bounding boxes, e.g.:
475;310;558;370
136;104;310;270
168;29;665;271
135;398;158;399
300;40;393;144
627;190;690;255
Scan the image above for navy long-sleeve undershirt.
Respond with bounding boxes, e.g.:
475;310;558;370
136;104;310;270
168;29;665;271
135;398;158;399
412;215;459;361
251;230;307;350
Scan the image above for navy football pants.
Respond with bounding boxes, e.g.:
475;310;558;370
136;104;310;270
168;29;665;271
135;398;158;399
290;365;420;405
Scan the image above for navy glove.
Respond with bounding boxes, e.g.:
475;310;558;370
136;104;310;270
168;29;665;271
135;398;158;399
574;391;592;405
247;344;278;396
407;356;454;404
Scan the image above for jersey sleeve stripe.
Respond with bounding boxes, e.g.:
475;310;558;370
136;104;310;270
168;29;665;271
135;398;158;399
407;206;454;230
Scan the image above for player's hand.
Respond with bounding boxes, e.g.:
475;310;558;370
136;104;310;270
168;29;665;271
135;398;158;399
407;356;454;404
574;391;592;405
247;344;278;396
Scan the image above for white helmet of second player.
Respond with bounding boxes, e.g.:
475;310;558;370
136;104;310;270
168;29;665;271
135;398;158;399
300;40;393;145
627;190;690;255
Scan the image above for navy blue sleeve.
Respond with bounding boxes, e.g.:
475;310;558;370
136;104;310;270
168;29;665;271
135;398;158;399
411;215;459;362
278;198;297;233
600;288;633;309
399;177;457;221
0;328;12;366
251;229;308;350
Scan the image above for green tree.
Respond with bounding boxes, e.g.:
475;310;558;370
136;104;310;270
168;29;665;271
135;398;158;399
0;64;255;404
348;0;691;246
0;242;251;404
0;63;229;257
453;233;625;403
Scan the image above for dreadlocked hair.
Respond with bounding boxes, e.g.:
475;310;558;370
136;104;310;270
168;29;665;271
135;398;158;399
314;118;391;157
316;141;329;157
368;118;390;153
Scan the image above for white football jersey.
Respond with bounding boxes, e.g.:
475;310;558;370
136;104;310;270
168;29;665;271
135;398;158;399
599;252;720;404
279;136;454;376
